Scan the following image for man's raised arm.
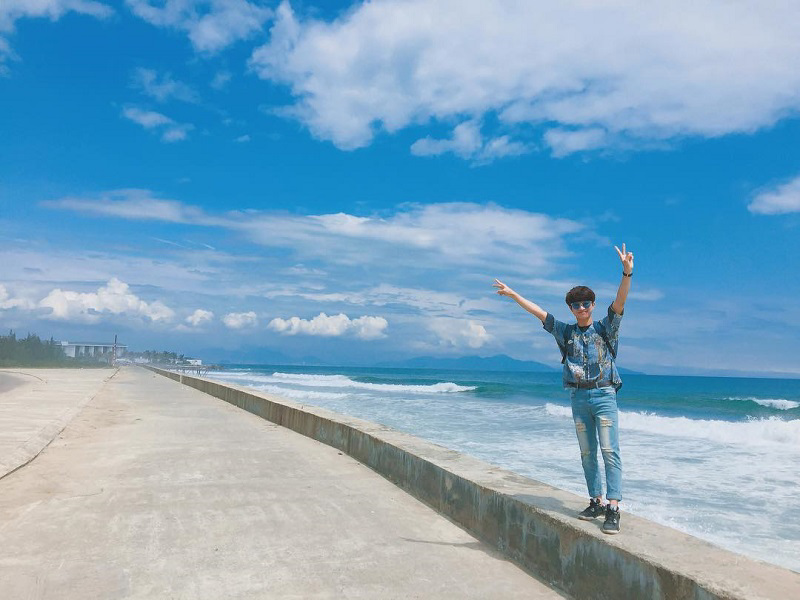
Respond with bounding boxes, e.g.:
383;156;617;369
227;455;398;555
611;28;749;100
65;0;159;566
493;279;548;323
611;243;634;316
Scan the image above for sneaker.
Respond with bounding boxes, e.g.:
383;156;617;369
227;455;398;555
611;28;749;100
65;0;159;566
577;498;605;520
602;504;621;534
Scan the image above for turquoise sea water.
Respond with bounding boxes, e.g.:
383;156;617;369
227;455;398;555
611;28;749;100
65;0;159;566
207;365;800;572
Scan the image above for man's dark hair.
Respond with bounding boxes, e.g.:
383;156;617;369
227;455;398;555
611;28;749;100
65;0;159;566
565;286;595;306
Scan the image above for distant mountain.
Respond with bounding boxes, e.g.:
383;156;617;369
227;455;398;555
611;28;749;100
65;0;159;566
195;346;298;365
618;367;646;375
193;346;648;375
377;354;556;372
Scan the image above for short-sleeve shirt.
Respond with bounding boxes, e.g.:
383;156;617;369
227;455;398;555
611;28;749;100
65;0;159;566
543;305;623;389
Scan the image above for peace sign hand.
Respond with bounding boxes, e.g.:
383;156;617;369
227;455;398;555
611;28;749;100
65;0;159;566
493;279;516;297
615;243;634;274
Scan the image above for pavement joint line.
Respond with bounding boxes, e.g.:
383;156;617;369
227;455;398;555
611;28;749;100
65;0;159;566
0;369;120;483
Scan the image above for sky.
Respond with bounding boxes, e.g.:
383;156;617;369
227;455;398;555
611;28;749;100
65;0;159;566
1;0;800;376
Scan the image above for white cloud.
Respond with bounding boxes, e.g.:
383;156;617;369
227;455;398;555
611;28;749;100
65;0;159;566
211;70;232;89
122;106;194;142
222;310;258;329
0;283;34;310
429;318;490;349
748;175;800;215
48;193;584;274
544;128;608;158
38;278;175;324
45;189;217;224
268;312;388;340
234;134;251;142
240;203;582;273
186;308;214;326
266;283;495;318
161;124;193;142
126;0;271;53
410;120;527;164
251;1;800;157
131;67;199;103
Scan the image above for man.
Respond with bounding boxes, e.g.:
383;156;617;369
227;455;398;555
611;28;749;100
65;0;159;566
493;244;633;534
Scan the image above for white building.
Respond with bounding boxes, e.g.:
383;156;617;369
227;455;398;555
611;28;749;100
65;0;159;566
59;341;127;359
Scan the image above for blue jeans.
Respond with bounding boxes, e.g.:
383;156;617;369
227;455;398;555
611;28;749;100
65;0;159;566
570;386;622;501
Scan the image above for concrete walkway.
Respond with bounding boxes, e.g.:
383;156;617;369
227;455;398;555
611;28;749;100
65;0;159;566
0;368;116;479
0;368;566;599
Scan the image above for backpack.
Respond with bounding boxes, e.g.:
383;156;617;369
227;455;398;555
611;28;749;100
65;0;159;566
558;321;617;365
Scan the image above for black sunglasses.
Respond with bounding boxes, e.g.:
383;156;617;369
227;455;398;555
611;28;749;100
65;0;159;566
569;300;593;310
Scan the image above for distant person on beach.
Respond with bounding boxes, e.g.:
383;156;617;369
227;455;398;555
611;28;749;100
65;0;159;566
493;244;634;534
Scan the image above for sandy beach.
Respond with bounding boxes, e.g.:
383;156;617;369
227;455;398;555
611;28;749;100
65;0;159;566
0;367;563;599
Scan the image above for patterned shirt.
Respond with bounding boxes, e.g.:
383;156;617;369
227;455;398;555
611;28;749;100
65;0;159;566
543;305;623;389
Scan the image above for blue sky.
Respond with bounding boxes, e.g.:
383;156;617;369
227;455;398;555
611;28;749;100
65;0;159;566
2;1;799;376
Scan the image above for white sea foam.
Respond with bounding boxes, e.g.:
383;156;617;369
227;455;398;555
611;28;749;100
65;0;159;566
725;396;800;410
251;385;348;401
543;403;800;448
267;372;476;393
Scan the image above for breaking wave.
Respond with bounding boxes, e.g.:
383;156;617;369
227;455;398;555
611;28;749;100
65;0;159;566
725;396;800;410
543;403;800;448
212;371;475;394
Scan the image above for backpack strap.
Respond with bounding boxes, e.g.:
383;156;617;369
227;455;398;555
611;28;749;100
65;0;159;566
559;323;576;364
595;322;617;360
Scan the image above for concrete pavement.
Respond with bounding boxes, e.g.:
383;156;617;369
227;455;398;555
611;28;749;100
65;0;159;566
0;367;566;599
0;368;116;479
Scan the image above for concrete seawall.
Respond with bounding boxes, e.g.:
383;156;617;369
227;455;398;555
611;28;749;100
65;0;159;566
148;366;799;600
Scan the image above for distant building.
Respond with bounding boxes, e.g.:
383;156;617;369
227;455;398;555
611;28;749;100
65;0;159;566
59;341;127;359
186;358;202;366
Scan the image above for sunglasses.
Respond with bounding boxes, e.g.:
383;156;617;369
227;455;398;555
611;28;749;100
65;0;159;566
569;300;593;311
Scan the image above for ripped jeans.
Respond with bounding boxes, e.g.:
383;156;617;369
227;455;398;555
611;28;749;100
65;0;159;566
570;386;622;501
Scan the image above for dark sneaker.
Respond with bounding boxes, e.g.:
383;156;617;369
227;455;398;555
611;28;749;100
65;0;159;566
602;505;621;534
577;498;605;520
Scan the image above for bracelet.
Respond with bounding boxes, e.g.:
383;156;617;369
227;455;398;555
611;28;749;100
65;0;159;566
622;272;633;277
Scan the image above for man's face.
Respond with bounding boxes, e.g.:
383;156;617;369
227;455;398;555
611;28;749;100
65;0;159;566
569;300;595;321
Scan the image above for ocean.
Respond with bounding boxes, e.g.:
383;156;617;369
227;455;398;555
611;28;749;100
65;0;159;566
206;365;800;572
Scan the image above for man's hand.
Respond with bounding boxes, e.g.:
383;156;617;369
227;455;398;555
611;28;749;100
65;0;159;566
493;279;516;297
615;243;634;274
493;279;547;322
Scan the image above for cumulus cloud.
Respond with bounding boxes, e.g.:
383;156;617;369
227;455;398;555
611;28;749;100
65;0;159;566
222;310;258;329
268;312;388;340
251;1;800;157
0;284;34;310
122;106;194;142
131;67;199;103
429;318;490;349
748;175;800;215
186;308;214;326
38;278;174;324
126;0;271;53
